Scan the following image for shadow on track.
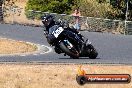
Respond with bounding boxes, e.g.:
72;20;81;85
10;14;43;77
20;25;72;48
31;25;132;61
59;57;101;59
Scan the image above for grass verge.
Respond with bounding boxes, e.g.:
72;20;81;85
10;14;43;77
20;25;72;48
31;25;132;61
0;64;131;88
0;38;37;54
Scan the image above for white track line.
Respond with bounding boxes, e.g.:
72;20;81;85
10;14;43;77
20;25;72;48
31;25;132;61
0;38;53;57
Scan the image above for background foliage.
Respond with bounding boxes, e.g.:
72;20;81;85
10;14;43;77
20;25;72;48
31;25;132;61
25;0;79;14
25;0;132;21
1;0;132;21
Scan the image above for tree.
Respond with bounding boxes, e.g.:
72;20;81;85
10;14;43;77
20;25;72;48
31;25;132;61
1;0;18;22
0;0;3;21
79;0;114;18
110;0;132;20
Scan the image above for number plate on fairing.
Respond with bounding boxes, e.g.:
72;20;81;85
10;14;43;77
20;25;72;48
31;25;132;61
52;27;64;38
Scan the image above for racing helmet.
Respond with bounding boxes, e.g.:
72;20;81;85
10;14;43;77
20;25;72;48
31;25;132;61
41;14;54;27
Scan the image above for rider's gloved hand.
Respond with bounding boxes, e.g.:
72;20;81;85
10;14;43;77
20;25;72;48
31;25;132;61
55;19;62;25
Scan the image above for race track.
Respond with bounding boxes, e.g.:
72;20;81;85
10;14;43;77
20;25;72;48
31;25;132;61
0;24;132;64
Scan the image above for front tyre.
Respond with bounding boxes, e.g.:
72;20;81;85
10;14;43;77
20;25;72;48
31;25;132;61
59;42;79;59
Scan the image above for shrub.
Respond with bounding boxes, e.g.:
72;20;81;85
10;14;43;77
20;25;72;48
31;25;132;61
79;0;117;19
25;0;80;19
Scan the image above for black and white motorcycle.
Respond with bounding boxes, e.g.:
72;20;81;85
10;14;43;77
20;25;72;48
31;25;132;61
43;22;98;59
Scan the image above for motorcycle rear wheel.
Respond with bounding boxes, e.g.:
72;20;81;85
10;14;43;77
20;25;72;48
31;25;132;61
88;48;98;59
87;44;98;59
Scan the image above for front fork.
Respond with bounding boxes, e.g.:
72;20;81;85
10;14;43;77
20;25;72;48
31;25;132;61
63;39;79;56
63;39;73;49
54;40;74;54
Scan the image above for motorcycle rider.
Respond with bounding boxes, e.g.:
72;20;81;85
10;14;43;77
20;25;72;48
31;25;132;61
41;14;84;53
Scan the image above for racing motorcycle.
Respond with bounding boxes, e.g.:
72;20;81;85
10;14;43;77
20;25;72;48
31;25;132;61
43;23;98;59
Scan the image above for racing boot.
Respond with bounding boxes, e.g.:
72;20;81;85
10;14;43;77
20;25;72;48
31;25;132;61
76;38;85;54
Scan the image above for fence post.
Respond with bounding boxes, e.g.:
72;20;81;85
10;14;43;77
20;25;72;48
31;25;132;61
125;0;129;35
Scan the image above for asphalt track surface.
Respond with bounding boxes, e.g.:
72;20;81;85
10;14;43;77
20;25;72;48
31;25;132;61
0;24;132;64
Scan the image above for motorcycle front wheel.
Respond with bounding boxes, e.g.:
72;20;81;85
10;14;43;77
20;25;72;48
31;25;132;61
59;42;79;59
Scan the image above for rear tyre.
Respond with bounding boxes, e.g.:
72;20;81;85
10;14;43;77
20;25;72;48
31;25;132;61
59;42;79;59
87;44;98;59
89;48;98;59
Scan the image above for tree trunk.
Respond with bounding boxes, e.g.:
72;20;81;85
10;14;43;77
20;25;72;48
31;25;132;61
0;0;3;22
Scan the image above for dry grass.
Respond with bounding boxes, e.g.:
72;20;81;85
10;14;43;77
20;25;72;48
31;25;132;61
0;39;37;54
0;64;131;88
